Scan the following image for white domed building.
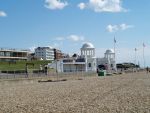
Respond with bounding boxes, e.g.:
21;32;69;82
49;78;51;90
97;49;116;71
60;42;96;72
81;42;95;57
48;42;97;72
80;42;97;72
48;43;116;73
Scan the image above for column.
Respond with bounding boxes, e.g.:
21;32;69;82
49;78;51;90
85;58;88;72
91;50;93;56
88;50;89;56
93;50;95;56
89;50;91;56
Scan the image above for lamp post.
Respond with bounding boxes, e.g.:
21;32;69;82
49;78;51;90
56;59;58;81
143;43;146;69
114;36;117;71
135;48;137;72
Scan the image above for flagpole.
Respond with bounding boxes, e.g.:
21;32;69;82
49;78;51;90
135;48;137;66
114;38;116;63
143;43;145;68
114;36;117;71
135;48;137;71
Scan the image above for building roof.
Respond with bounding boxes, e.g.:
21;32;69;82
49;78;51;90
0;48;30;53
36;46;53;50
81;42;95;49
105;49;114;54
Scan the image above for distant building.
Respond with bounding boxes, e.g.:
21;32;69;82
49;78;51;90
97;49;116;71
27;53;37;61
53;49;63;60
35;47;54;60
0;48;29;61
48;42;97;72
80;42;96;72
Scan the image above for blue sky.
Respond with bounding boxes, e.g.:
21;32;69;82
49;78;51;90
0;0;150;66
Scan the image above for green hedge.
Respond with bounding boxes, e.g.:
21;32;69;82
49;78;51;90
0;60;51;71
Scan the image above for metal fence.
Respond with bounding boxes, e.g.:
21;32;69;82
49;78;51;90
0;68;146;80
0;70;97;80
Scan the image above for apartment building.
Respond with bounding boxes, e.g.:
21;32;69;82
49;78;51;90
35;47;54;60
53;48;64;60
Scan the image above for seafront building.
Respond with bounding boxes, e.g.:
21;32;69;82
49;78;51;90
53;48;64;60
97;49;116;71
48;42;97;72
35;47;54;61
0;48;29;61
0;43;116;72
48;42;117;73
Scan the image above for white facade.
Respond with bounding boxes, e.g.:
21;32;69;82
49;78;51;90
48;57;86;72
81;42;95;57
62;57;86;72
35;47;54;60
80;43;96;72
97;49;116;71
48;42;97;72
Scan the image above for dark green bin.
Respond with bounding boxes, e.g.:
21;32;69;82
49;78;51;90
98;70;106;76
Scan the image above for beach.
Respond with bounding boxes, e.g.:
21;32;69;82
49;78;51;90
0;72;150;113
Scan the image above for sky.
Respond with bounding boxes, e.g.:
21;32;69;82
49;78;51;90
0;0;150;67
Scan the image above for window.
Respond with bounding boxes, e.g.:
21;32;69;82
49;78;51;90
0;52;4;56
89;63;91;67
111;64;113;67
5;52;10;57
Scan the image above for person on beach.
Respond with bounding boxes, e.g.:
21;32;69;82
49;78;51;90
146;66;149;73
25;65;28;77
44;65;48;75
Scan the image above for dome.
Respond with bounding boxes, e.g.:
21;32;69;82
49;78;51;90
48;46;53;49
105;49;114;54
81;42;94;49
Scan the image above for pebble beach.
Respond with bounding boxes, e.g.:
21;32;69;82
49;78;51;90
0;72;150;113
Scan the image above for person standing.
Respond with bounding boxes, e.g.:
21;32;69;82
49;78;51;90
25;65;28;78
146;66;149;74
44;65;48;75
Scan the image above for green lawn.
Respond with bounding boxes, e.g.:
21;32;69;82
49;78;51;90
0;60;51;71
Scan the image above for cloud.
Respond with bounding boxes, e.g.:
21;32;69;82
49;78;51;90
55;37;65;41
53;35;85;50
120;24;133;30
78;3;86;10
67;35;85;42
106;24;118;32
106;23;133;32
78;0;127;13
0;11;7;17
54;35;85;42
29;46;36;52
45;0;68;10
52;42;63;49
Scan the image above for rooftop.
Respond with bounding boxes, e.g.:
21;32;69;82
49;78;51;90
81;42;95;49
